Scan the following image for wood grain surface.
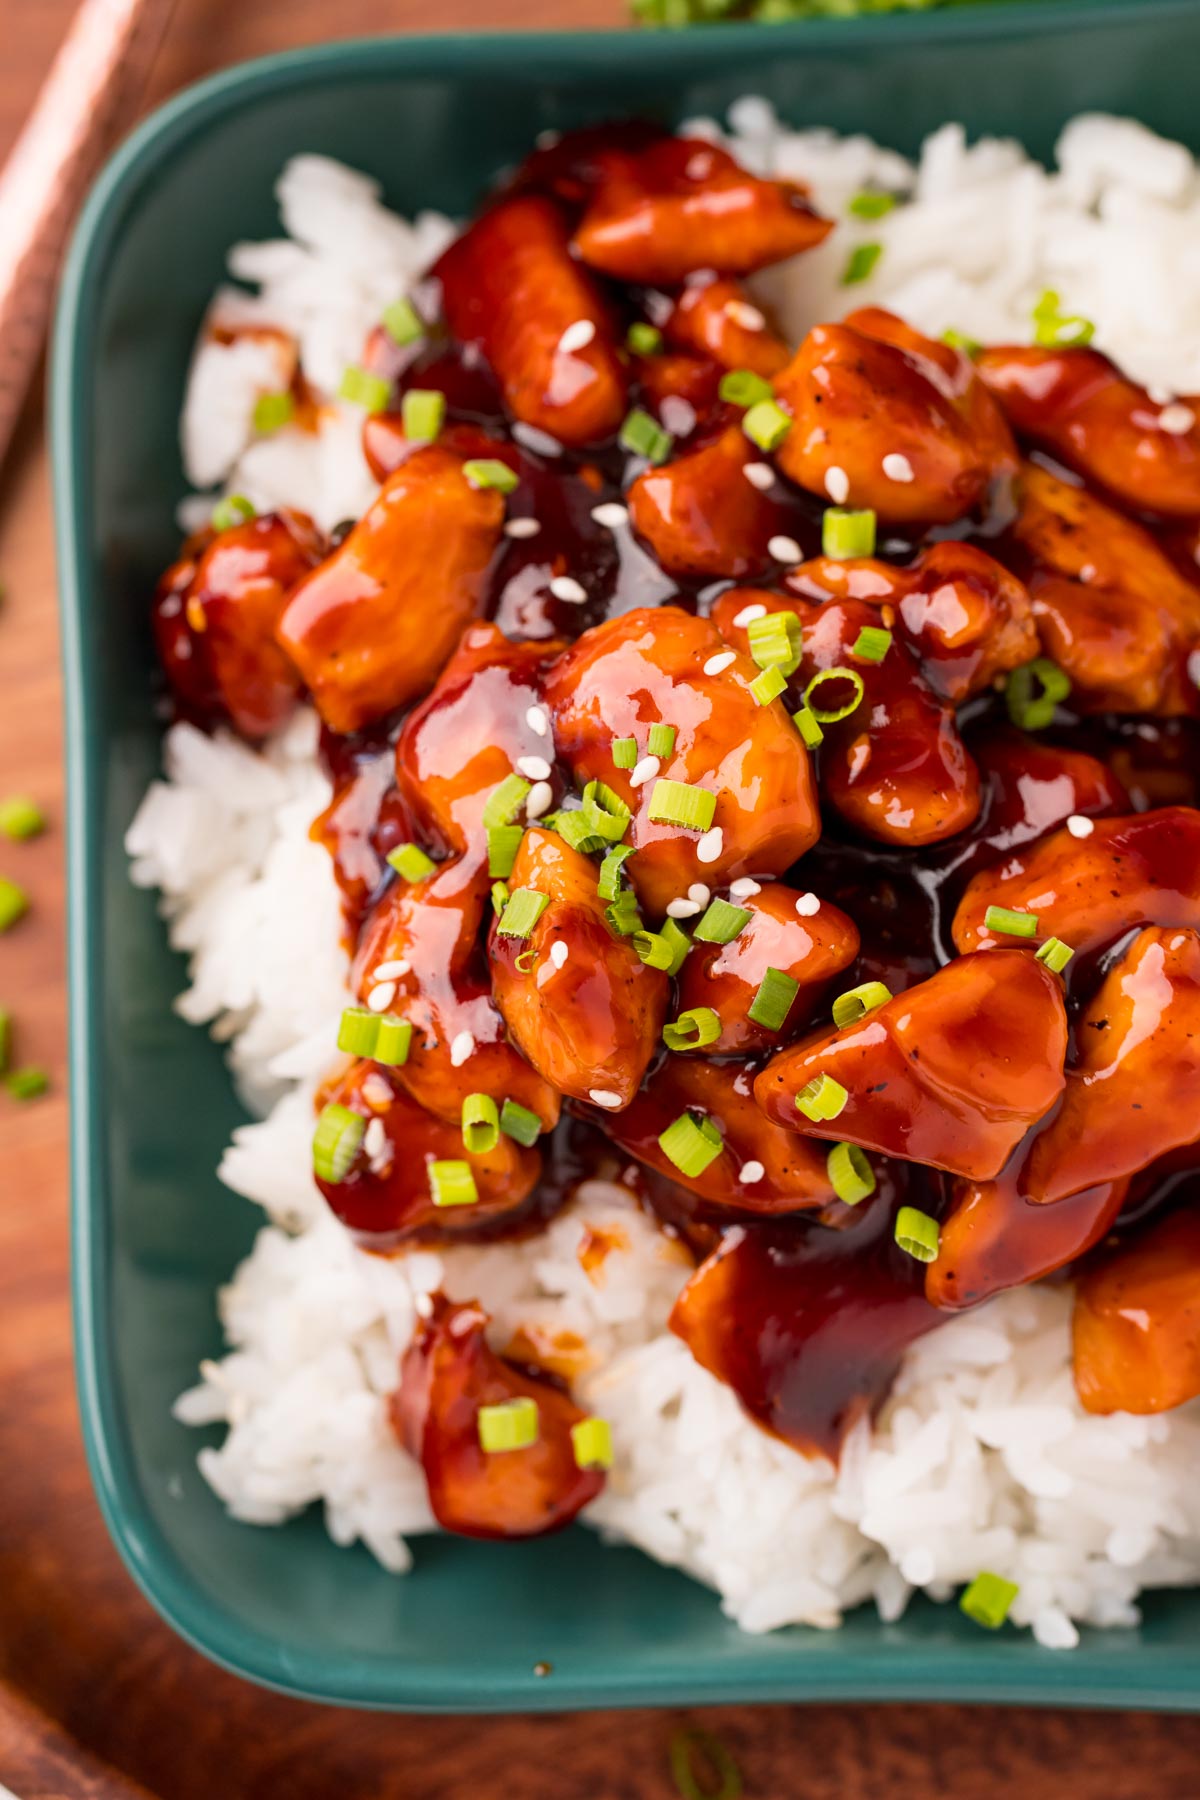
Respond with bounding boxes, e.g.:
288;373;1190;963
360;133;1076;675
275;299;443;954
2;2;1200;1795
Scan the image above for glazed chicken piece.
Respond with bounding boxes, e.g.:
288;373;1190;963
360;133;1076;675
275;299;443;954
543;606;820;915
1072;1209;1200;1416
594;1052;835;1215
627;423;804;580
952;807;1200;960
392;1294;605;1537
927;1172;1127;1311
663;278;791;377
311;748;414;929
276;448;504;733
1023;927;1200;1203
572;137;830;284
153;509;323;738
967;726;1127;861
977;344;1200;519
490;828;668;1110
435;194;628;447
631;350;722;418
670;1201;942;1459
754;949;1068;1182
712;586;981;847
315;1061;541;1246
672;880;859;1055
770;308;1017;526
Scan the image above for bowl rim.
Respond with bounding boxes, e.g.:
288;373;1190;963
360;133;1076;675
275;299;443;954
54;9;1200;1712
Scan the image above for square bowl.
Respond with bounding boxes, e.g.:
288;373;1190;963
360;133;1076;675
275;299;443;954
54;1;1200;1711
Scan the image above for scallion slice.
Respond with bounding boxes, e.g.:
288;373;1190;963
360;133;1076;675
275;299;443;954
960;1571;1019;1630
626;321;663;356
648;722;676;758
605;888;642;938
6;1066;47;1101
942;327;982;358
1005;657;1071;731
804;666;865;723
382;297;423;346
253;390;294;435
663;1007;721;1052
750;665;788;706
747;967;799;1032
477;1396;538;1452
491;880;510;916
581;778;631;844
795;1073;848;1123
571;1416;614;1471
373;1015;412;1066
984;905;1039;939
658;1111;723;1178
746;609;802;676
0;878;28;933
514;945;537;973
842;242;883;286
555;810;607;854
793;705;824;749
848;190;895;220
693;898;751;945
462;1093;500;1155
1032;288;1095;349
1036;936;1074;974
832;980;892;1028
337;1006;380;1058
429;1158;479;1208
828;1141;875;1205
647;780;716;833
483;773;532;829
612;736;638;769
742;398;791;452
211;494;255;533
633;920;691;975
312;1103;365;1184
487;825;524;879
822;507;876;560
463;457;519;494
339;365;391;414
851;625;892;664
718;368;774;408
402;387;446;443
497;888;549;939
619;407;673;465
499;1098;542;1146
597;843;635;902
0;795;45;841
387;842;435;883
895;1205;940;1263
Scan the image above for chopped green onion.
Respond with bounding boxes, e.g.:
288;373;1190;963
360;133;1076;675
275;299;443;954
382;297;423;346
747;609;802;676
0;795;45;840
750;665;788;707
462;1093;500;1155
842;242;883;286
619;407;673;465
337;1006;380;1058
581;778;631;844
555;810;607;855
211;494;255;533
718;368;774;408
1005;657;1071;731
795;1073;848;1123
598;843;635;902
477;1395;538;1452
612;736;638;769
693;898;751;945
1036;936;1074;974
373;1015;413;1066
848;190;896;220
0;878;28;933
497;887;549;939
571;1416;614;1471
647;780;716;833
499;1098;542;1146
429;1158;479;1208
514;946;537;973
648;722;677;758
828;1141;875;1206
984;905;1039;939
832;980;892;1028
742;398;792;452
804;666;865;723
658;1111;723;1178
605;888;643;938
253;390;294;435
942;327;982;358
822;507;876;560
626;321;663;356
895;1204;940;1262
0;1008;9;1074
633;920;691;975
793;705;824;749
748;967;800;1032
851;625;892;664
463;457;519;494
387;842;435;883
663;1007;721;1052
6;1066;48;1101
487;825;524;879
669;1727;742;1800
1032;288;1095;348
312;1103;365;1184
402;387;446;443
339;365;391;414
491;880;510;916
483;773;532;829
960;1571;1020;1631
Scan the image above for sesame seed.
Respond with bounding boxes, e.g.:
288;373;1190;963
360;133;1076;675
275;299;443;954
591;502;629;530
505;517;541;539
768;534;802;564
512;422;563;458
704;650;737;676
517;754;552;781
732;602;768;629
526;705;549;736
526;781;553;819
362;1074;394;1110
883;452;915;483
825;466;850;504
1079;562;1097;583
666;898;702;920
686;150;716;180
1189;648;1200;684
536;128;561;149
1066;814;1095;839
368;981;397;1012
549;939;569;970
1148;383;1174;405
414;1290;434;1319
725;299;766;331
661;395;696;438
550;575;587;603
558;319;596;355
687;883;711;906
589;1088;623;1109
372;959;410;981
364;1118;388;1160
740;1160;765;1184
729;877;761;899
449;1030;475;1067
696;827;723;864
630;755;660;787
794;892;821;917
1160;402;1196;435
743;462;774;492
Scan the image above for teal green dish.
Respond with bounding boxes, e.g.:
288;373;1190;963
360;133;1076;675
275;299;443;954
54;2;1200;1711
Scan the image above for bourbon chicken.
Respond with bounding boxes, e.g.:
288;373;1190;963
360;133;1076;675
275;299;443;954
152;121;1200;1543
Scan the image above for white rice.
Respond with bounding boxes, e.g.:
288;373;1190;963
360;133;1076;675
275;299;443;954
138;107;1200;1645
